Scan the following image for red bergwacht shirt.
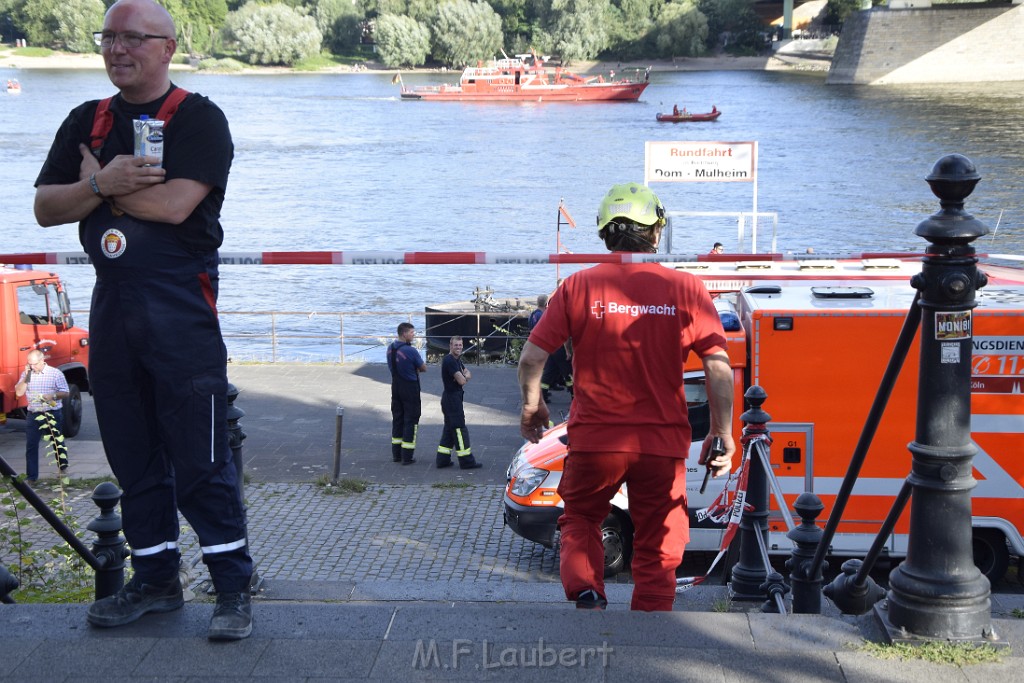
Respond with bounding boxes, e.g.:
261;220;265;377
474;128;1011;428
528;263;726;458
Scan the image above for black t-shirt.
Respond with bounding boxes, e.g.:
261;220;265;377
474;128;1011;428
35;85;233;253
441;353;465;393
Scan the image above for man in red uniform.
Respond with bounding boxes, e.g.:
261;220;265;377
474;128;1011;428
518;183;735;611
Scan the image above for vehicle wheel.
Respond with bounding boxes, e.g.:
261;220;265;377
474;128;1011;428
602;511;633;578
972;528;1009;583
61;384;82;438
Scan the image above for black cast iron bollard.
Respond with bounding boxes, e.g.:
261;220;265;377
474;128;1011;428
729;385;771;600
0;563;18;603
226;382;263;592
786;492;826;614
877;154;996;643
227;383;246;492
87;481;127;600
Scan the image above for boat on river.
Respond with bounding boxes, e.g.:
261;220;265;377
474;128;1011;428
657;106;721;122
398;53;650;102
5;79;20;95
424;286;531;356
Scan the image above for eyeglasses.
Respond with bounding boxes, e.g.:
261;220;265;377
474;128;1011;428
93;31;170;49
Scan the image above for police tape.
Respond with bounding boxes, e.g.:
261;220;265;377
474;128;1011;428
0;251;930;267
675;435;772;592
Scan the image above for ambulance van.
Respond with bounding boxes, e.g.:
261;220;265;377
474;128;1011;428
503;280;1024;582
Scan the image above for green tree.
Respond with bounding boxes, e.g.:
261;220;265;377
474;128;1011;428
824;0;862;26
486;0;532;50
365;0;408;16
428;0;502;68
373;13;430;66
698;0;764;53
223;1;323;65
548;0;609;64
164;0;229;57
651;0;707;58
314;0;366;53
605;0;660;60
13;0;105;52
407;0;443;23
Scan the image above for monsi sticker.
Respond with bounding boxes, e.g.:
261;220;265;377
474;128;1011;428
935;310;971;340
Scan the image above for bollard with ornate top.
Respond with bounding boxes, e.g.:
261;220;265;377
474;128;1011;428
87;481;127;600
787;492;826;614
876;154;999;644
729;385;772;600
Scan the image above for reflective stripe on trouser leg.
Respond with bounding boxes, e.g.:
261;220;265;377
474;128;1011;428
455;428;472;458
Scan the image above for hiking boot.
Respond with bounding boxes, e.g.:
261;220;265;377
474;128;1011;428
86;575;183;627
208;591;253;641
575;589;607;610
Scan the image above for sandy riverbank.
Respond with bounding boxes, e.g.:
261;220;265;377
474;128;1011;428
0;47;829;75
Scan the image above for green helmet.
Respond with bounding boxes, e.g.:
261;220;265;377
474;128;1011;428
596;183;666;234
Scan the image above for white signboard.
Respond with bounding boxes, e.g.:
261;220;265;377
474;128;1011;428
644;141;757;184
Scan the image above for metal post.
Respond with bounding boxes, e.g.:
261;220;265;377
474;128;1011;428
729;385;771;600
226;382;262;592
332;405;344;481
877;154;997;644
786;492;825;614
87;482;127;600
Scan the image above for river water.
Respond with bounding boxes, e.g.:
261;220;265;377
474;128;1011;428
1;67;1022;360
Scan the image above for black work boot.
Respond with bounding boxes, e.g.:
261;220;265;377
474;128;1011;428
458;455;482;470
86;575;184;627
208;591;253;641
436;454;454;468
575;589;608;610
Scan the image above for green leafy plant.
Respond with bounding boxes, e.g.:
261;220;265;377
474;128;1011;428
316;475;369;495
432;482;473;490
0;416;92;602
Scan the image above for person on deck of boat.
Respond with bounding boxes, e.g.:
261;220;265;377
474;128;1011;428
672;104;679;116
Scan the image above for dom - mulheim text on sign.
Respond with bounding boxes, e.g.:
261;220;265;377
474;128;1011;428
411;638;614;670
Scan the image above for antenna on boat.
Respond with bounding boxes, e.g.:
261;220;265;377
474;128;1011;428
556;199;577;285
990;209;1004;243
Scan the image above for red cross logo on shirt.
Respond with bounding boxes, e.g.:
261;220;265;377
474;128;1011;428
591;300;605;319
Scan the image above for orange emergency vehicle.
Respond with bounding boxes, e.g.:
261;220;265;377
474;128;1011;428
504;273;1024;582
0;267;90;436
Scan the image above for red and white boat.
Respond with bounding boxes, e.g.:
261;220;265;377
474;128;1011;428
398;53;649;102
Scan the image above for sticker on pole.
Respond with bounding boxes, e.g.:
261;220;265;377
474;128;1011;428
645;141;756;183
935;310;971;340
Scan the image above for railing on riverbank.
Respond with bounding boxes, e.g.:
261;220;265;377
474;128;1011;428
218;310;425;363
72;309;525;363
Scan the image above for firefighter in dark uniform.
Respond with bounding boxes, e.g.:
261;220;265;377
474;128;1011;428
436;336;482;469
33;0;252;640
387;322;426;464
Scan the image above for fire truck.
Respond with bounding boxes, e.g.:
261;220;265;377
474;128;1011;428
0;267;89;437
504;265;1024;583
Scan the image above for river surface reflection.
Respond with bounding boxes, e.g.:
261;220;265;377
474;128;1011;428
1;67;1021;359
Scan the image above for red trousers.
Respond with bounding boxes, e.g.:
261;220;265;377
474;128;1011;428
557;450;689;611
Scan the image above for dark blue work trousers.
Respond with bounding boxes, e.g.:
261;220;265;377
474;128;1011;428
89;267;252;593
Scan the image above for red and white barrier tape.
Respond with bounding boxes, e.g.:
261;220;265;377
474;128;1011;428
675;434;773;591
0;251;931;267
